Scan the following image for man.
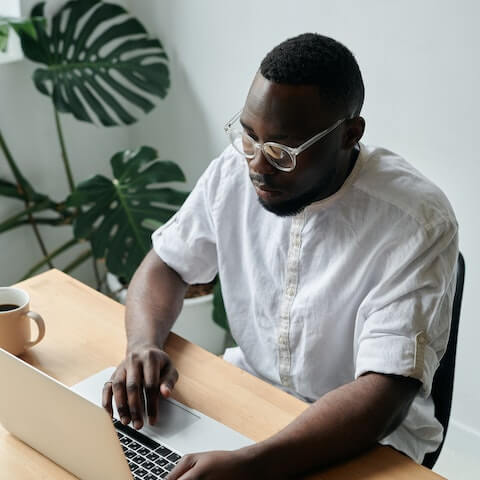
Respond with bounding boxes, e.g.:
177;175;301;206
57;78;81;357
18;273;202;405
103;33;458;478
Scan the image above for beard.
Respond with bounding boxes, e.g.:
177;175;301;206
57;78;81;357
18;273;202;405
256;167;337;217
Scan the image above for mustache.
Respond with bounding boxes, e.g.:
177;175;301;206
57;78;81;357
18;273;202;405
249;173;278;189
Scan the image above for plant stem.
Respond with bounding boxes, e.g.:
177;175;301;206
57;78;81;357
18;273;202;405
28;218;52;262
92;256;102;291
21;237;78;280
0;129;53;266
0;129;25;186
53;107;75;193
0;200;49;231
0;216;69;234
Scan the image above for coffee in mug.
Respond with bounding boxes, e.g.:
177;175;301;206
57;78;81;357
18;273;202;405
0;287;45;355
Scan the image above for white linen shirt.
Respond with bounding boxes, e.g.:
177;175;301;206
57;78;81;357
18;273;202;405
152;142;458;463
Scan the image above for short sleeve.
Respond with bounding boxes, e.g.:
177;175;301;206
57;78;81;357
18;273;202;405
151;157;221;284
355;219;459;398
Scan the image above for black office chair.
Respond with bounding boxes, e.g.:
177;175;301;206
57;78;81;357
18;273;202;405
422;252;465;469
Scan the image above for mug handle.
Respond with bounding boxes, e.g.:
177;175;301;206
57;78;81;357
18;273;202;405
25;311;46;348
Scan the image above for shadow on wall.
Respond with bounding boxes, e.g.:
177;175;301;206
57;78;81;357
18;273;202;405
128;3;217;189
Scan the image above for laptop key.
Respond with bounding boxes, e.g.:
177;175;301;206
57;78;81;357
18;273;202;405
138;447;150;456
167;452;181;463
130;442;141;451
155;458;169;468
135;468;148;478
121;437;133;446
146;451;160;461
144;475;158;480
164;462;175;472
114;420;162;451
155;446;172;457
150;466;164;476
130;463;139;472
133;454;146;465
125;450;136;459
142;460;155;470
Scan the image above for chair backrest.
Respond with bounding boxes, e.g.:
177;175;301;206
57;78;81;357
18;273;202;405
422;252;465;469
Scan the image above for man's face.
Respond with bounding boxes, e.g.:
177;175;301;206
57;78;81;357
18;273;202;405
240;73;360;216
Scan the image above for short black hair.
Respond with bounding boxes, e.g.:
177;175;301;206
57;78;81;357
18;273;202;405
260;33;364;116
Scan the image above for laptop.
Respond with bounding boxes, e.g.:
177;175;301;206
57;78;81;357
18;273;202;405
0;347;253;480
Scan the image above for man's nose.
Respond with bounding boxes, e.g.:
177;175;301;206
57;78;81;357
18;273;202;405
248;148;276;175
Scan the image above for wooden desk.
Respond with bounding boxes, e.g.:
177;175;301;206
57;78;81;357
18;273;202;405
0;269;445;479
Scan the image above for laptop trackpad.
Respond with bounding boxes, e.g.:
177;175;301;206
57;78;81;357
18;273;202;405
71;367;253;454
153;397;200;437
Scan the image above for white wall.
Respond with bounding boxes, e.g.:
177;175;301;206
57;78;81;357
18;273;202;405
0;0;131;286
1;0;478;473
128;0;480;468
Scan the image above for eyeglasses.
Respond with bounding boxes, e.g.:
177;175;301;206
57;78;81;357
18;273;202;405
224;110;347;172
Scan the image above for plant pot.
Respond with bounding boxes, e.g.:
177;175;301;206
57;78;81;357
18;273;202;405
106;273;226;355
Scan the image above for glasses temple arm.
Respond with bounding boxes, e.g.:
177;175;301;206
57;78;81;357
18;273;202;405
294;118;346;155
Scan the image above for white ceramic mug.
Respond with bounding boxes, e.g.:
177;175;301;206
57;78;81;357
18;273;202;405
0;287;45;355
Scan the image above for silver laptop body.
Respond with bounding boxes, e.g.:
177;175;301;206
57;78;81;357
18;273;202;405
0;348;253;480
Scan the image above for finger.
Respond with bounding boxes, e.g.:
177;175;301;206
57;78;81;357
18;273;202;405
159;362;179;398
101;381;113;417
125;354;145;429
139;387;146;425
111;367;131;424
143;354;161;425
166;453;197;480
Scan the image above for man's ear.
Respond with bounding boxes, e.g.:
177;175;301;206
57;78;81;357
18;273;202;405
342;116;365;149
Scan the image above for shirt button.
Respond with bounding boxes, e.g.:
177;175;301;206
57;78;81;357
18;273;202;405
416;332;427;345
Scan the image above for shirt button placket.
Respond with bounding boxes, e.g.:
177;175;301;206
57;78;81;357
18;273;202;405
278;212;305;389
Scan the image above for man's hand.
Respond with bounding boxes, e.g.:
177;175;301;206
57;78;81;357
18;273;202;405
166;449;261;480
102;344;179;429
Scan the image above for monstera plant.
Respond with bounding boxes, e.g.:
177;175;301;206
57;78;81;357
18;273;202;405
0;0;183;283
0;0;229;336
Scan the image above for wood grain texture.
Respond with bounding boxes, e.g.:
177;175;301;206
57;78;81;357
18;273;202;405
0;269;445;479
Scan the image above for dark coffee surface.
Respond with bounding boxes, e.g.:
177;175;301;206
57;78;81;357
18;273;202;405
0;304;19;312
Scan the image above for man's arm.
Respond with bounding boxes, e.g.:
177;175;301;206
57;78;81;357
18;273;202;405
168;372;420;479
102;249;188;429
125;249;188;351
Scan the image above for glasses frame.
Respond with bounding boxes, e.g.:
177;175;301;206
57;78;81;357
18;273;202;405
224;110;348;172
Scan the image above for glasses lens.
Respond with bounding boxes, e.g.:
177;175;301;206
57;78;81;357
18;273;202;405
229;126;256;158
226;117;294;170
263;143;294;170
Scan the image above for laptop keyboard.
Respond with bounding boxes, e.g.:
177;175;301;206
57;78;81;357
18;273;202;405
114;419;182;479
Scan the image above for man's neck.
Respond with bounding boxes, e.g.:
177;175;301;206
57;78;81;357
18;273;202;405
322;144;360;199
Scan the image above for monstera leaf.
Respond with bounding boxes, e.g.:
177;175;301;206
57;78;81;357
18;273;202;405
67;147;189;281
16;0;169;126
0;16;40;52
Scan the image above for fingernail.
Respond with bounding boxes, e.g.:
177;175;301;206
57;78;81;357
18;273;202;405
121;416;129;425
134;420;142;429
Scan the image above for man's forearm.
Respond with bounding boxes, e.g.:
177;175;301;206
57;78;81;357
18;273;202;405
245;373;420;477
125;249;188;352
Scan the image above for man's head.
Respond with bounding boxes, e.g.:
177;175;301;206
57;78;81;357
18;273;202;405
237;33;365;216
